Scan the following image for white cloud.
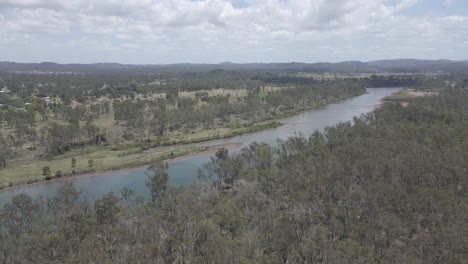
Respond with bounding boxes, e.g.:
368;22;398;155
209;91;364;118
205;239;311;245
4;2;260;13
0;0;65;9
0;0;466;63
2;8;71;35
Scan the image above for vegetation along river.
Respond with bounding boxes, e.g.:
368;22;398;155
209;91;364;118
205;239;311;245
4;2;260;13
0;87;400;206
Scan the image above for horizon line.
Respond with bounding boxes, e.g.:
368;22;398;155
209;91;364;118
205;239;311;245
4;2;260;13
1;58;465;66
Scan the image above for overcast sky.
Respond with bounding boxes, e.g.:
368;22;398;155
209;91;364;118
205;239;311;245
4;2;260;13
0;0;467;64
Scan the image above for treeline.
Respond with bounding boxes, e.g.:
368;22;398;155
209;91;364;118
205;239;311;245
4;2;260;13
365;74;419;87
0;79;365;166
0;71;259;104
111;80;365;139
0;99;111;161
253;73;425;88
1;88;467;263
253;73;453;90
0;70;450;107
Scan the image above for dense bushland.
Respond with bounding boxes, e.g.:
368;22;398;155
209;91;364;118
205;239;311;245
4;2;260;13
1;88;467;263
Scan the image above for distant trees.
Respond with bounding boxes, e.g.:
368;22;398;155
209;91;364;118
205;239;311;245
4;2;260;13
366;75;418;87
40;122;81;154
83;121;100;143
2;69;431;169
107;79;366;143
0;132;13;167
89;104;101;118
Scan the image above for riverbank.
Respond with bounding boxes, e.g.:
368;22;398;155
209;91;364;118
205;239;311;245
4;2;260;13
0;91;365;190
0;142;244;192
0;88;401;203
382;88;437;101
0;122;281;190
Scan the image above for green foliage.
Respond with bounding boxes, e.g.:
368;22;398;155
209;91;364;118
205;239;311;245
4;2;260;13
0;192;39;236
1;88;468;263
94;192;120;225
55;170;63;177
145;162;169;201
0;132;13;167
42;166;51;176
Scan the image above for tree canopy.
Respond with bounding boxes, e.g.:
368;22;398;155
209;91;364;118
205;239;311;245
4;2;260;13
1;87;467;263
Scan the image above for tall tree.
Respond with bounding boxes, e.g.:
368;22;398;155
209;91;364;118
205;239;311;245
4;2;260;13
145;162;169;201
94;192;120;225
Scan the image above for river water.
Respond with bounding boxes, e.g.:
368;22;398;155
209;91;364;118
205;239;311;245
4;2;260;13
0;87;400;206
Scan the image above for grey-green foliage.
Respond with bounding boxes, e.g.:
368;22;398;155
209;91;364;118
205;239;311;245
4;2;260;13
94;192;120;225
1;88;468;263
145;161;169;201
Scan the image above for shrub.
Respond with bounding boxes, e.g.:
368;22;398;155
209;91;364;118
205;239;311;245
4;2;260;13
42;166;51;176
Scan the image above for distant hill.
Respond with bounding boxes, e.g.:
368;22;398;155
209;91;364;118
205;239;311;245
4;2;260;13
1;59;467;74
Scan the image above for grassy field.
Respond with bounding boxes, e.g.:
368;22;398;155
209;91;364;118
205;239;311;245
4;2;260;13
0;121;280;188
0;144;206;188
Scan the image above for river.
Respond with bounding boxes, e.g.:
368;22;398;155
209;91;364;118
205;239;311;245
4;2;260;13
0;87;400;206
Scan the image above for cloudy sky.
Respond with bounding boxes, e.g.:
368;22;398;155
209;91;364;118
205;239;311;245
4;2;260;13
0;0;467;64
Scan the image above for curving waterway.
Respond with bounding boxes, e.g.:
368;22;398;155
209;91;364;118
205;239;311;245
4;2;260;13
0;87;400;206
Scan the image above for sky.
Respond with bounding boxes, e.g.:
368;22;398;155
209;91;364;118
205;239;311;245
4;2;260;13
0;0;467;64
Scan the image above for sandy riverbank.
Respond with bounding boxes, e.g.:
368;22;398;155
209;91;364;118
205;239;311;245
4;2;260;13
168;142;246;163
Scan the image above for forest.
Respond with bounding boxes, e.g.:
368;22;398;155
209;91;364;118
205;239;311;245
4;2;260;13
0;69;438;188
1;85;466;263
